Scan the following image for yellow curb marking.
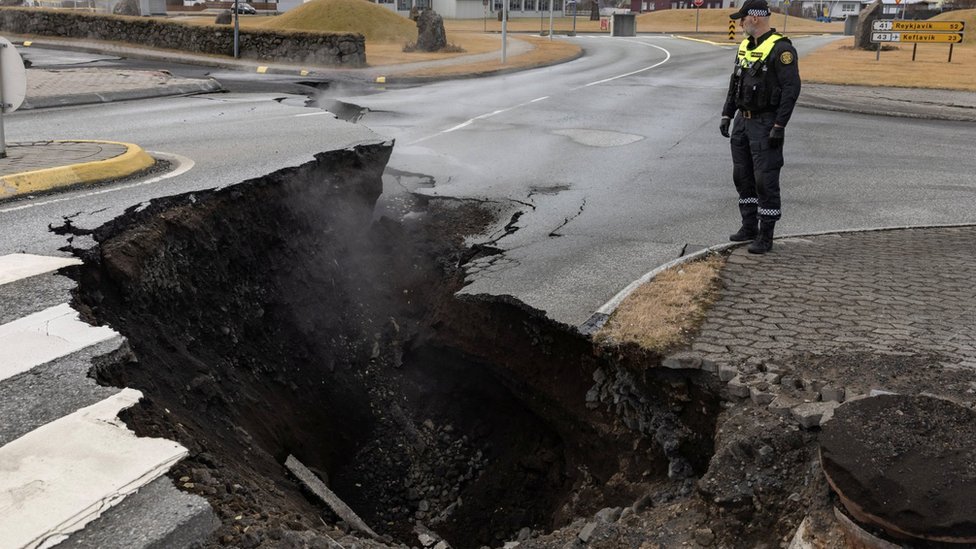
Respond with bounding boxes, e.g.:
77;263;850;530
300;69;309;76
256;66;268;73
0;141;154;199
23;41;32;47
376;76;386;83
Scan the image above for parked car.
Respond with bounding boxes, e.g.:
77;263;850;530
233;2;257;14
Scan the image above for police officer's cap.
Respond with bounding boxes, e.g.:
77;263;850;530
729;0;770;19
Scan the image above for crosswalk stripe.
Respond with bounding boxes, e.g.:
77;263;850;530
0;303;118;383
0;389;188;549
0;254;81;286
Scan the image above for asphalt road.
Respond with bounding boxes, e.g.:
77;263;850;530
334;34;976;325
0;93;383;257
6;35;976;327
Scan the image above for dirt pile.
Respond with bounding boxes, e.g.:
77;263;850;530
262;0;417;43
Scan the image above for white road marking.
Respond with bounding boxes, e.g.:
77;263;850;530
0;254;81;286
580;40;672;87
0;389;187;549
0;152;194;214
0;303;118;383
294;111;331;117
408;39;671;145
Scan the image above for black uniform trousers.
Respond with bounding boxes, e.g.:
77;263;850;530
730;111;783;224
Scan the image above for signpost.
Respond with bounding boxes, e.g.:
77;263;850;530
782;0;790;34
0;37;28;159
871;19;964;62
694;0;702;33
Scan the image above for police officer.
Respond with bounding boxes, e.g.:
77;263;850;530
720;0;801;254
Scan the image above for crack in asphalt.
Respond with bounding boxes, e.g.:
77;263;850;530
548;198;586;238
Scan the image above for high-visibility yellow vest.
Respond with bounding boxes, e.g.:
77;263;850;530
737;34;785;69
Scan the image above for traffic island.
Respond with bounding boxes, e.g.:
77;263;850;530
0;140;155;201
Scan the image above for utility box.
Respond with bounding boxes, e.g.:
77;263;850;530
844;14;858;35
139;0;166;15
611;13;636;36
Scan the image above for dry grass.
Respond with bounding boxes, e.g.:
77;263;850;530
595;255;725;353
390;33;580;77
803;9;976;90
366;32;500;65
803;35;976;90
260;0;417;42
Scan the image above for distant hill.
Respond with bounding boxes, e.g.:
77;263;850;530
262;0;417;43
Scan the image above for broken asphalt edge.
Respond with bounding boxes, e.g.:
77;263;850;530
0;140;155;200
578;221;976;335
19;79;223;111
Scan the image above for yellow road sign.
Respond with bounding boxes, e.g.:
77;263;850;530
873;20;965;32
728;20;736;40
900;32;964;43
897;20;964;32
872;31;964;43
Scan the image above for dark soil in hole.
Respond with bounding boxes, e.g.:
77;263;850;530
68;144;723;548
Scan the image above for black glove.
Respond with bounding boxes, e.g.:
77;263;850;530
719;117;731;138
769;126;785;148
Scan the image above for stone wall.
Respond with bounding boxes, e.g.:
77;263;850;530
0;7;365;66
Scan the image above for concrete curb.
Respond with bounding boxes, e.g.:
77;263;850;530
0;141;155;200
20;79;223;110
578;221;976;335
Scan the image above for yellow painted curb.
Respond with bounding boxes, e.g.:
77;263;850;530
0;141;155;199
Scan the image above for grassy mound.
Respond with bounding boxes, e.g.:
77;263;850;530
931;8;975;46
262;0;416;43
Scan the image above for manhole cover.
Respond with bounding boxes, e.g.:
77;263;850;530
820;394;976;544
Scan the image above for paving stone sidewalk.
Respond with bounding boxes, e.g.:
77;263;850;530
677;226;976;426
0;141;126;177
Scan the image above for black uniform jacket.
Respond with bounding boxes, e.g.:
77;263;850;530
722;29;802;128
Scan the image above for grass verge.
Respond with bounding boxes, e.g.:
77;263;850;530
389;34;581;78
595;254;725;354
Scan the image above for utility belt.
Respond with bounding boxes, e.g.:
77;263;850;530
738;110;776;120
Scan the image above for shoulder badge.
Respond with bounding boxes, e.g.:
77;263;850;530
780;51;795;65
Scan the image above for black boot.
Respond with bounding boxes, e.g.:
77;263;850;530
729;222;758;242
748;221;775;254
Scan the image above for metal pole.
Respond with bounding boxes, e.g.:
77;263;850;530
876;40;880;61
502;0;508;63
0;45;6;159
948;42;953;62
233;0;240;58
695;6;699;33
783;10;788;34
912;42;917;61
572;2;577;35
548;0;554;39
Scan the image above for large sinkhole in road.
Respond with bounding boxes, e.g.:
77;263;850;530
68;144;722;548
